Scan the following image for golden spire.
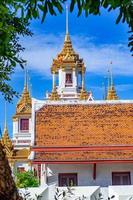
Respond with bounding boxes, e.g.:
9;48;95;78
1;102;13;155
66;4;68;35
51;6;85;73
13;68;32;119
106;62;119;100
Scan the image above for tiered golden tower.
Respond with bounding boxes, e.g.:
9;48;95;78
49;7;89;100
106;67;119;100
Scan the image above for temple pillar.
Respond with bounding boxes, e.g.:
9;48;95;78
81;68;85;90
73;68;77;89
40;164;47;186
52;72;56;90
93;163;96;180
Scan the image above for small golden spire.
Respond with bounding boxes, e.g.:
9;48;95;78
80;67;88;100
50;71;60;101
50;88;60;100
1;102;13;155
106;62;119;100
13;69;32;119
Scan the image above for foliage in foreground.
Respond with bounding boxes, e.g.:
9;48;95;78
15;170;39;188
0;1;32;101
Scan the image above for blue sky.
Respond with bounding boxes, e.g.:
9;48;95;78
0;6;133;137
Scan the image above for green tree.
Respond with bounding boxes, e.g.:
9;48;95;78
0;1;32;101
0;0;133;101
15;170;39;188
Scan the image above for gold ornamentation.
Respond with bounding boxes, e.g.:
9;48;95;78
80;88;88;100
13;85;32;119
51;33;85;72
106;64;119;100
50;88;60;101
106;85;119;100
1;127;14;158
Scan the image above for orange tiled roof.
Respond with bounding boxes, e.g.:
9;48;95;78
34;103;133;161
35;103;133;147
34;150;133;162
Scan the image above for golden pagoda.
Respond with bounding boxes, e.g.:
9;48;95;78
49;7;88;100
106;67;119;100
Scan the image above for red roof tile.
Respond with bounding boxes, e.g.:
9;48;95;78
35;103;133;147
34;103;133;161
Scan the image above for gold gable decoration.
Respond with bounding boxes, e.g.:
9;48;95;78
51;33;85;73
13;85;32;119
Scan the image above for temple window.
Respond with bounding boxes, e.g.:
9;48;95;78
59;173;77;186
20;118;29;131
65;73;72;87
112;172;131;185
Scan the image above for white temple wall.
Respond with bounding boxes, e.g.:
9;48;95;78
12;116;32;148
47;163;133;187
13;120;18;134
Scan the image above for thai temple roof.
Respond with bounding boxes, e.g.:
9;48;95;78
51;7;85;74
33;102;133;162
51;32;85;73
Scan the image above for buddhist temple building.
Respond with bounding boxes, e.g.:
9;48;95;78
29;13;133;187
2;8;133;188
47;30;92;101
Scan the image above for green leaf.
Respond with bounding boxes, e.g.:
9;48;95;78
40;2;48;23
52;0;63;13
47;1;56;15
116;9;123;24
78;7;82;16
70;0;76;12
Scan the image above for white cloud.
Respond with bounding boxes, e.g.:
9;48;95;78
116;84;133;92
21;33;133;77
